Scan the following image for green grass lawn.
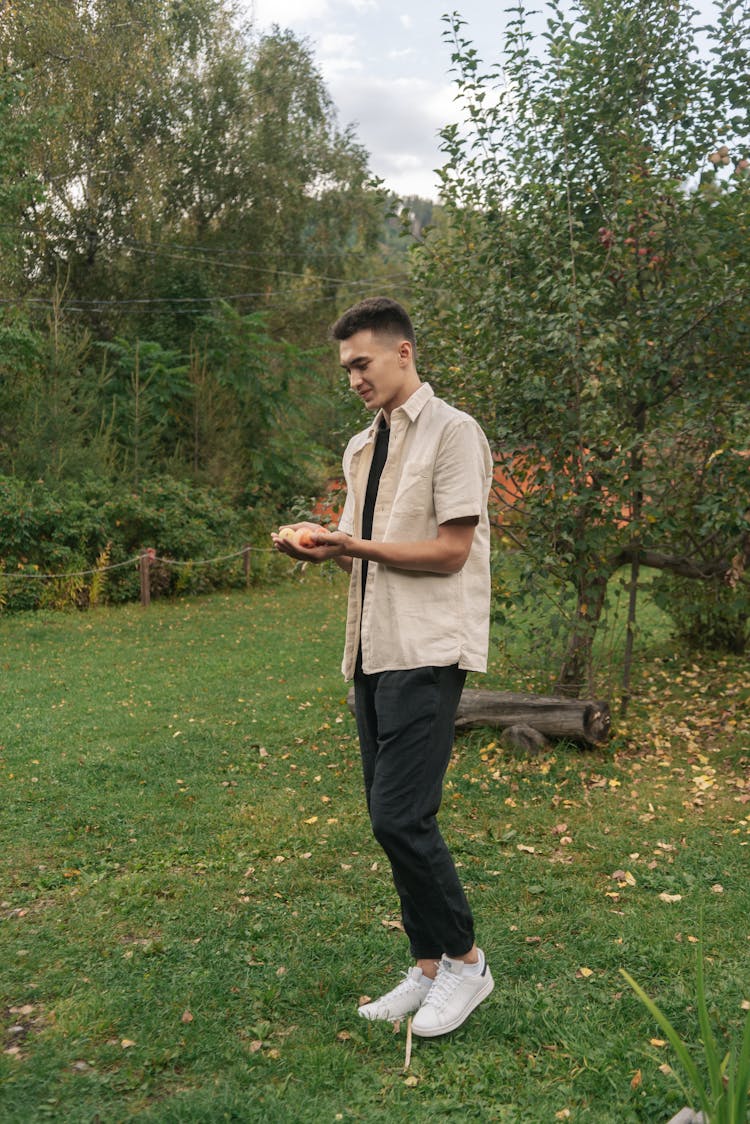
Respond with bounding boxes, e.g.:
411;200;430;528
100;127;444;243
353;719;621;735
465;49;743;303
1;569;749;1122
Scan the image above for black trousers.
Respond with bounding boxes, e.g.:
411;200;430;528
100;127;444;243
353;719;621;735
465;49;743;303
353;663;475;960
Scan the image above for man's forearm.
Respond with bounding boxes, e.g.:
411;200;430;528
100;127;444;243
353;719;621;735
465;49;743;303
293;518;477;574
343;527;474;575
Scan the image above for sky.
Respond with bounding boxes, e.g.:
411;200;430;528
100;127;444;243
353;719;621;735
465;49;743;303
243;0;719;201
243;0;518;199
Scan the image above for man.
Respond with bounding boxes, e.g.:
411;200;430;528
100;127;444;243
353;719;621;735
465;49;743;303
271;297;494;1037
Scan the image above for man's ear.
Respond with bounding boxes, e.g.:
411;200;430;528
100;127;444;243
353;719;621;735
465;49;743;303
398;340;412;364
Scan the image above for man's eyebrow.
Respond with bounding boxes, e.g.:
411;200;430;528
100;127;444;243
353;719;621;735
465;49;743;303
340;354;369;370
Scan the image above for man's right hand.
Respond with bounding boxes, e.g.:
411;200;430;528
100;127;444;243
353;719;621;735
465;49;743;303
271;522;351;567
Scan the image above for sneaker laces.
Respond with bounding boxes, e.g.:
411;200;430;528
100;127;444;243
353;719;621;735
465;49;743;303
387;970;427;998
364;969;428;1012
423;962;462;1011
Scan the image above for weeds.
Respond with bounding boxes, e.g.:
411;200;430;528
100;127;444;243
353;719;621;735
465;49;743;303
622;944;750;1123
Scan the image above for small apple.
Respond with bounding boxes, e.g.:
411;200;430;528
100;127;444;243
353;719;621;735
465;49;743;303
277;525;317;549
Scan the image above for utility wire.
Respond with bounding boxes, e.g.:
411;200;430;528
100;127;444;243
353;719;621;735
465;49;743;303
0;275;408;311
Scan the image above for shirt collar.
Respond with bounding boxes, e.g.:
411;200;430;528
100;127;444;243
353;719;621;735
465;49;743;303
367;382;434;436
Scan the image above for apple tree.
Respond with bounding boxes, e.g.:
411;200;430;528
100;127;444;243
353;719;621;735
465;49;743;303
410;0;750;697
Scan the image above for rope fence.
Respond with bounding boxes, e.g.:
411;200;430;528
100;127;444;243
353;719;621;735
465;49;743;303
1;543;279;607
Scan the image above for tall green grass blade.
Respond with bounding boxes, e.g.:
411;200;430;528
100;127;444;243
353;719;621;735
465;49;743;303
730;1002;750;1123
620;968;714;1121
695;944;725;1117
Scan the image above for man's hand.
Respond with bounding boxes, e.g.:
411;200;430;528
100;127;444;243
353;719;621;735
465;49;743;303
270;522;352;565
271;517;477;575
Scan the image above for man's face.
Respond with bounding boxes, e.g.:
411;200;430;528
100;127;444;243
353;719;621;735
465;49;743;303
339;329;412;418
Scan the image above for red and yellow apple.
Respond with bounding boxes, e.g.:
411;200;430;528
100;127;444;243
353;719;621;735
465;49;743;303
277;525;317;549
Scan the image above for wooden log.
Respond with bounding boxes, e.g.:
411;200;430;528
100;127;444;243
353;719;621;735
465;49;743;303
345;687;611;747
454;689;611;746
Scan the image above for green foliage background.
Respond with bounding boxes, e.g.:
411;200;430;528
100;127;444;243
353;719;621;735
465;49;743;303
0;0;748;694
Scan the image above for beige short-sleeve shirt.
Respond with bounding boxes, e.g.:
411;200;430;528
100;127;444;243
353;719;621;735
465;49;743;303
337;382;493;680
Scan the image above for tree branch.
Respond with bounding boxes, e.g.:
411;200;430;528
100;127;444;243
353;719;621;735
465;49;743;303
609;544;747;581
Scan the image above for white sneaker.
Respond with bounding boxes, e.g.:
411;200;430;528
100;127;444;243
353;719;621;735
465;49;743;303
411;952;494;1037
358;967;433;1022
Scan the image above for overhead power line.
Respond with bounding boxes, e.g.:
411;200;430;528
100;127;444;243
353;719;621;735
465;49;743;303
0;274;408;313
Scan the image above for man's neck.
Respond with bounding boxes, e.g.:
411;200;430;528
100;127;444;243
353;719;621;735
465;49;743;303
382;376;422;425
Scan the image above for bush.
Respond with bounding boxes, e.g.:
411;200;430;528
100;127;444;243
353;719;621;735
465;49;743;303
0;475;274;611
652;572;749;656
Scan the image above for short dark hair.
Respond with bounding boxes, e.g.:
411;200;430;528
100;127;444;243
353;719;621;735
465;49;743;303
330;297;417;354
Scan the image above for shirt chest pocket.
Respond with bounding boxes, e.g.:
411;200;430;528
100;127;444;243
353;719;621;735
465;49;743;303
390;460;434;516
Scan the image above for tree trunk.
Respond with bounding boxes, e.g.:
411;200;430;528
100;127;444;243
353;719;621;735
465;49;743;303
556;572;609;698
620;552;640;718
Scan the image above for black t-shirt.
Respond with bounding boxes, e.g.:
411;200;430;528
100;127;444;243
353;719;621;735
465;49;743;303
360;420;389;598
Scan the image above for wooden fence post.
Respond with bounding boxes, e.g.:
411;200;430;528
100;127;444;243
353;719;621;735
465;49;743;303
243;542;252;587
139;549;152;607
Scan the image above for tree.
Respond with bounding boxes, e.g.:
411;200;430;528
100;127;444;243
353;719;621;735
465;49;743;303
0;298;112;483
0;0;387;501
0;68;44;290
1;3;379;329
410;0;750;698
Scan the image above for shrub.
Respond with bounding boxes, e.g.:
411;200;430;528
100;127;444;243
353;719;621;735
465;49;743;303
652;573;749;656
0;475;271;611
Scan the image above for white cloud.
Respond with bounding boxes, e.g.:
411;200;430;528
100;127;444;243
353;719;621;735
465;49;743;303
318;32;362;72
251;0;330;25
325;73;457;196
242;0;510;198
